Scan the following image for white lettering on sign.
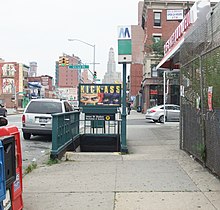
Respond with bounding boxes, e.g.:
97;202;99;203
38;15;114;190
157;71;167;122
164;11;191;55
118;26;131;40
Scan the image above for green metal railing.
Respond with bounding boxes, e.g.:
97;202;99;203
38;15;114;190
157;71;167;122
81;119;121;135
50;111;122;159
50;111;80;159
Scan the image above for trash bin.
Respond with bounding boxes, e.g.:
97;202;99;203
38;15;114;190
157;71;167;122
137;106;142;112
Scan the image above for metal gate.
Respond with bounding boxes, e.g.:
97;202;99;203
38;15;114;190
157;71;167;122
180;3;220;176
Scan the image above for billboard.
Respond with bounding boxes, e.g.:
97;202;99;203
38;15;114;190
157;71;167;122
79;84;121;107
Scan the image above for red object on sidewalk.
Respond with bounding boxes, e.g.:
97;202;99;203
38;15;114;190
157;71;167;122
0;125;23;210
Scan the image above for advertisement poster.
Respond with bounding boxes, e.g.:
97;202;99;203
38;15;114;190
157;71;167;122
79;84;121;107
208;86;213;111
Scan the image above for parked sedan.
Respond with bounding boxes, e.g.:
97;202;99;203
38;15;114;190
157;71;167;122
0;105;7;117
145;104;180;123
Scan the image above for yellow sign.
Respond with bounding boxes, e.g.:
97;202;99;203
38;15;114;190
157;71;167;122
105;116;110;121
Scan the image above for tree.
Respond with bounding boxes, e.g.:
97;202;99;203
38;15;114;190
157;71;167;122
149;37;165;57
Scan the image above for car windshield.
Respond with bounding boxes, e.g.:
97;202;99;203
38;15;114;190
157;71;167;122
26;101;62;114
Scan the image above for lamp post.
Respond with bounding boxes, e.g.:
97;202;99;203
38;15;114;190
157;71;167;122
163;71;166;124
68;38;96;78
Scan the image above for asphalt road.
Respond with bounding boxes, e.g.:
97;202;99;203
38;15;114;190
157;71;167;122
6;114;51;171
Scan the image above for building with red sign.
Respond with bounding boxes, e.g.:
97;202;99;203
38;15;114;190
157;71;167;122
138;0;195;112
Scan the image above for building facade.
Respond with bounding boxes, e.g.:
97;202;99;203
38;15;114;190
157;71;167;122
56;54;80;88
140;0;194;112
28;75;54;99
130;24;145;103
29;61;37;77
55;54;92;101
0;62;29;108
103;48;121;84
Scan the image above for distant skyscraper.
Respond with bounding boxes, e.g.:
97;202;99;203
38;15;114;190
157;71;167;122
102;48;121;84
29;62;37;77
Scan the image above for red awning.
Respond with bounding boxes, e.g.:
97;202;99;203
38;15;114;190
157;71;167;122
156;35;184;70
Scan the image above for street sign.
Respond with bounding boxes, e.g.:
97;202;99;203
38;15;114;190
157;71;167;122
68;65;89;69
85;114;115;121
95;79;101;81
117;25;132;64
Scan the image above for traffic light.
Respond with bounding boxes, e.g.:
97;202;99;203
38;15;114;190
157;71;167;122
93;71;97;79
65;58;69;66
59;56;67;66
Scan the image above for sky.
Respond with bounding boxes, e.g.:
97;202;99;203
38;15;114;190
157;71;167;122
0;0;140;80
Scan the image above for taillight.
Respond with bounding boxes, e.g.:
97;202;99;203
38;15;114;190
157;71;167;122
22;115;25;123
150;109;156;113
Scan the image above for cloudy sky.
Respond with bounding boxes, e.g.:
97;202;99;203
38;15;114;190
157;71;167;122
0;0;140;80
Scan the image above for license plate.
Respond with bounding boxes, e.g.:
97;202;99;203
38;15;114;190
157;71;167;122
39;118;47;123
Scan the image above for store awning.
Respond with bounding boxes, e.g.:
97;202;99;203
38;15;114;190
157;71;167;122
156;1;212;70
156;36;184;70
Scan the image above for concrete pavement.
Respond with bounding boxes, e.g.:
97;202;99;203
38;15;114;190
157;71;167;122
22;110;220;210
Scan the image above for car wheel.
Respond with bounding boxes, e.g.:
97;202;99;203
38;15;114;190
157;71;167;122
159;115;166;123
23;133;31;140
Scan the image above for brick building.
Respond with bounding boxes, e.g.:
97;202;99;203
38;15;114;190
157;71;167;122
140;0;194;112
0;61;29;108
55;54;91;100
55;54;80;88
130;24;145;101
28;75;54;98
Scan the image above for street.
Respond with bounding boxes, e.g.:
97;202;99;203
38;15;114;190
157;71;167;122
7;114;51;171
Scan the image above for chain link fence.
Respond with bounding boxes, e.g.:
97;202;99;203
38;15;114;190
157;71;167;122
180;3;220;177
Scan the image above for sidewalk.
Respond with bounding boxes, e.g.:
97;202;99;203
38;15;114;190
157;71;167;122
22;111;220;210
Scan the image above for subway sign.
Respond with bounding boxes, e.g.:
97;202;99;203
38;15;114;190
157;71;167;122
79;84;121;107
85;114;115;121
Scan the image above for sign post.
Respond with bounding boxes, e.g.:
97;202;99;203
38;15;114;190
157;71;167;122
117;25;132;153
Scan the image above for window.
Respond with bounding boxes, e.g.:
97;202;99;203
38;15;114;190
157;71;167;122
151;64;158;77
154;12;161;27
26;101;62;114
153;36;161;43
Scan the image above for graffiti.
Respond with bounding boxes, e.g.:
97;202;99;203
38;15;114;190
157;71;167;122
2;78;14;94
2;64;16;77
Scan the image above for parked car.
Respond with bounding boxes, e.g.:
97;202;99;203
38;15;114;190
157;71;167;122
0;105;7;117
22;99;73;140
145;104;180;123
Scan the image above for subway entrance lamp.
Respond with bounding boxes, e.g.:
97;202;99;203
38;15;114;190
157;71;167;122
117;25;132;153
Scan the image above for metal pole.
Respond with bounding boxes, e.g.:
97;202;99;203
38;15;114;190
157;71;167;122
93;45;95;72
163;71;166;124
121;63;128;153
93;45;96;83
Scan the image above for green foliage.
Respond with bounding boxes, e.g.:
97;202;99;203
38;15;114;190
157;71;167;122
24;162;37;175
197;143;206;161
149;37;165;57
203;49;220;108
47;158;59;166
